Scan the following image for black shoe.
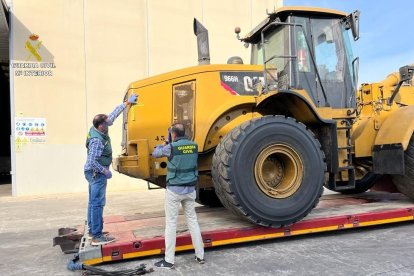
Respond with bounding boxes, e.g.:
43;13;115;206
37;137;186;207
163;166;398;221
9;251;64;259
195;256;205;264
154;259;174;269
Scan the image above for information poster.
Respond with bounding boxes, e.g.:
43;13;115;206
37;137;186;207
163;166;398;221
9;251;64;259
15;117;47;151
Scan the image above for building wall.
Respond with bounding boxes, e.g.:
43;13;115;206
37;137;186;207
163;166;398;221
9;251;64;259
9;0;282;196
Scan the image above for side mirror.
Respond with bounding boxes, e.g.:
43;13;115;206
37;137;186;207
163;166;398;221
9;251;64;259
344;10;360;41
350;11;360;41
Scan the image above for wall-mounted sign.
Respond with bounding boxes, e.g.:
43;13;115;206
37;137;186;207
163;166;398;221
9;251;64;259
12;34;56;77
15;117;47;152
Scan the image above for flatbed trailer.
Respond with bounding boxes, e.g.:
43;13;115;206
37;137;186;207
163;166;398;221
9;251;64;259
54;191;414;266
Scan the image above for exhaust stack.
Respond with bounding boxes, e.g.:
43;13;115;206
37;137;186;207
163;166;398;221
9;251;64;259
193;18;210;65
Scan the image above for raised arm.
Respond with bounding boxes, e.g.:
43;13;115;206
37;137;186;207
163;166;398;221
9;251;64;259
107;94;138;125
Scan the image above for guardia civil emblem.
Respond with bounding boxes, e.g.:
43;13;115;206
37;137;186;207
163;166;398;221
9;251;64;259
25;34;42;61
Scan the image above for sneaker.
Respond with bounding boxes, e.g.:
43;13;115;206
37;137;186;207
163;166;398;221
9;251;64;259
154;259;174;269
195;256;205;264
91;235;116;246
88;231;109;240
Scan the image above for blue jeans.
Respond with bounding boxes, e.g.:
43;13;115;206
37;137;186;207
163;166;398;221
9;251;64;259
85;170;107;238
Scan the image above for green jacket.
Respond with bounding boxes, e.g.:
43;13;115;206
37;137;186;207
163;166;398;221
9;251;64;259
86;127;112;167
166;137;198;186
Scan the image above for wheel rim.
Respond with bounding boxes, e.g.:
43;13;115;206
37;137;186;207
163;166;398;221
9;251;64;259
254;144;303;198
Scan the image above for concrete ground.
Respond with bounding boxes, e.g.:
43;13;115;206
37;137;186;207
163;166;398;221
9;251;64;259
1;184;414;276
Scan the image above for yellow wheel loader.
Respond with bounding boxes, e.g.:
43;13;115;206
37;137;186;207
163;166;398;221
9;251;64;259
114;6;414;227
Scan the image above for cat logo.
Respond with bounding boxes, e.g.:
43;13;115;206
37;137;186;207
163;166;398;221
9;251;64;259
25;34;42;61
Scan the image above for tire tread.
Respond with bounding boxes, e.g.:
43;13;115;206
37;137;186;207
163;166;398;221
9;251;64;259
212;115;325;227
392;135;414;198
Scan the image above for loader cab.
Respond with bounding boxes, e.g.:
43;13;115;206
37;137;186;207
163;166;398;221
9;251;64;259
247;7;359;108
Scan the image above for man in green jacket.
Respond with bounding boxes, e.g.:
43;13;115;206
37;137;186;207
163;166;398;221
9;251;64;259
152;123;205;269
84;93;137;245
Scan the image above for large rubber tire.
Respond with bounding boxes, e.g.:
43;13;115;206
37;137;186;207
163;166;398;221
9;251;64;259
327;173;379;194
212;116;326;227
392;135;414;198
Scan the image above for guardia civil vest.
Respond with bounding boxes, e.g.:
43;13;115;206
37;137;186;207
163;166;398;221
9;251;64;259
86;127;112;167
166;137;198;186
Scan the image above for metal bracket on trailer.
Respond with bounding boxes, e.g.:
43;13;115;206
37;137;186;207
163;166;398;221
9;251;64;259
53;227;82;254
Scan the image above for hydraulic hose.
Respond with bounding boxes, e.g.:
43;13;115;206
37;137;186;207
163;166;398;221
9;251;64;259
66;254;154;275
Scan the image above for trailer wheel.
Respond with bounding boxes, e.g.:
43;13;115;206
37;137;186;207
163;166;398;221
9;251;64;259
392;136;414;198
212;116;326;227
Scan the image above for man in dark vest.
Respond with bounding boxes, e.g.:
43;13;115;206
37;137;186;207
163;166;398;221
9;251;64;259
84;93;137;245
152;123;205;269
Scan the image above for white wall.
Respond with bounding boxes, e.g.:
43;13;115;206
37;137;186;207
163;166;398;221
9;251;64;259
10;0;282;196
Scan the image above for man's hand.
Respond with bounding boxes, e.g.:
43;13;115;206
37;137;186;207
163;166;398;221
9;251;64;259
103;168;112;179
128;93;138;105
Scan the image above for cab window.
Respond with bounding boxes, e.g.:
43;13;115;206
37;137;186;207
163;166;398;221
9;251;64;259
172;81;195;139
